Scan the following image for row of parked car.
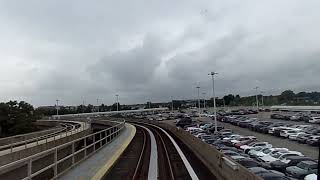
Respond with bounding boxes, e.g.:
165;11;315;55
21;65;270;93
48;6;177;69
221;116;320;147
271;113;320;124
183;122;318;180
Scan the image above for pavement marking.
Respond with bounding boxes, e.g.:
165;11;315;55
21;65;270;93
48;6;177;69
135;124;158;180
146;123;199;180
91;124;136;180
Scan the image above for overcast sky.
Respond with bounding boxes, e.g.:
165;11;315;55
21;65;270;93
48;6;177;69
0;1;319;106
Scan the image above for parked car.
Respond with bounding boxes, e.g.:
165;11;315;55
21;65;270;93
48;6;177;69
280;129;302;138
285;161;318;179
306;136;320;146
230;136;256;146
234;139;257;149
288;132;307;141
235;158;261;168
271;127;293;137
240;142;272;154
289;114;302;121
248;146;266;157
222;150;249;158
304;173;317;180
270;156;316;172
222;134;242;141
259;151;303;164
253;148;289;160
203;138;216;144
258;171;291;180
176;117;192;127
297;134;313;144
260;123;285;134
309;117;320;124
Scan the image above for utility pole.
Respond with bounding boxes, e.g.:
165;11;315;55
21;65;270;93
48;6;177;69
254;86;259;111
115;94;119;111
196;86;201;115
209;72;218;133
56;99;59;116
223;97;226;111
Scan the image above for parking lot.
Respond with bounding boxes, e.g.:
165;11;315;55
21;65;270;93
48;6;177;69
165;117;318;159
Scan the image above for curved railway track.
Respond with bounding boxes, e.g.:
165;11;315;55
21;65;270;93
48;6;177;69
104;122;216;180
103;126;151;180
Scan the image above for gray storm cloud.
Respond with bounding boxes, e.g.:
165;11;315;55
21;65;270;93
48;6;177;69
0;0;319;106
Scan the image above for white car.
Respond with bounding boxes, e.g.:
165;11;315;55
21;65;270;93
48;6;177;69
268;126;293;134
248;146;266;156
258;151;303;164
230;136;256;145
279;129;301;138
223;134;242;141
309;117;320;124
186;127;203;133
240;142;272;153
194;133;207;138
288;132;307;140
253;148;288;159
304;173;317;180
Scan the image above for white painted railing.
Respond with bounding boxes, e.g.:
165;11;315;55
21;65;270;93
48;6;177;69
0;120;125;180
0;121;88;154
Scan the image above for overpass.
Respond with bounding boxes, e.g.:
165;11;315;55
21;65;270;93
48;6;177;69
0;109;262;180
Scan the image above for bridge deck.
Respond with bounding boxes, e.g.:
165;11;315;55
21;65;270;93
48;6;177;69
58;123;136;180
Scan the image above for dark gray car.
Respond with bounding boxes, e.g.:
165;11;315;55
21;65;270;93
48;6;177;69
285;161;318;179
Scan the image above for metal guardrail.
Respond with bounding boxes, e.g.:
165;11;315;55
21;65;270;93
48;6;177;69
0;127;62;144
0;120;125;180
0;121;88;154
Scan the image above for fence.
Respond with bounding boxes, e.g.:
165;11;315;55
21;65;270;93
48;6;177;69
0;121;88;155
0;120;125;180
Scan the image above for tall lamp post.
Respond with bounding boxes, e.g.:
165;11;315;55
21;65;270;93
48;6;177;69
260;91;265;107
56;99;59;116
254;86;259;111
209;72;218;133
115;94;119;111
196;86;201;115
171;96;174;112
202;92;206;110
96;98;99;112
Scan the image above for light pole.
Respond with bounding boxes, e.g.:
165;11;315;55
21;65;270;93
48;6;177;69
196;86;201;115
260;91;265;107
202;92;206;110
96;98;99;112
56;99;59;116
171;96;174;112
254;86;259;111
115;94;119;111
223;97;226;111
209;72;218;133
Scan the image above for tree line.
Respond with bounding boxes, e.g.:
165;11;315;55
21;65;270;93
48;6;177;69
0;101;40;137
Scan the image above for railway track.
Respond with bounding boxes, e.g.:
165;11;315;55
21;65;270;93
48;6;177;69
105;122;217;180
103;126;151;180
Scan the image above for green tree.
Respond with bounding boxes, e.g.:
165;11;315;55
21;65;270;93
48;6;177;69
0;101;38;137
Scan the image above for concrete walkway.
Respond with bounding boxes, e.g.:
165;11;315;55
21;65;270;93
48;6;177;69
59;123;136;180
